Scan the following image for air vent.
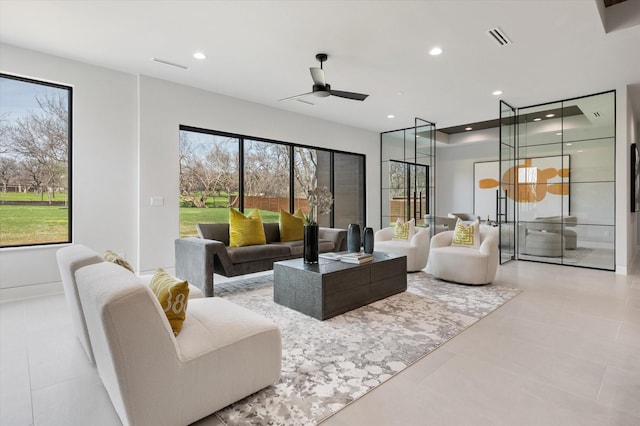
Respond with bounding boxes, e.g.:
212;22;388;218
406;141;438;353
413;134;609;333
152;58;189;70
594;111;601;117
487;27;512;46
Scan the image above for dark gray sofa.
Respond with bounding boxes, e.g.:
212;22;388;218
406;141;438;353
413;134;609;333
175;222;347;296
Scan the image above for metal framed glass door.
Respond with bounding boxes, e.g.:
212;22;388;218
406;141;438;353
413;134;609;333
499;100;516;264
380;118;435;229
387;160;427;225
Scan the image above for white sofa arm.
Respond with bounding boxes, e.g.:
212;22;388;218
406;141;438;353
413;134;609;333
430;230;453;249
410;227;430;247
374;227;395;243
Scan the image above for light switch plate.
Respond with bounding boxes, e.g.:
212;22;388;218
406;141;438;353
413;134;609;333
150;196;164;206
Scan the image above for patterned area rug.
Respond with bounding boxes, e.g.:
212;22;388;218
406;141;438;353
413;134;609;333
213;272;520;425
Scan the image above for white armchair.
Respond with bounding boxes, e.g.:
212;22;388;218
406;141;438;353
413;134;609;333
426;226;499;285
374;226;430;271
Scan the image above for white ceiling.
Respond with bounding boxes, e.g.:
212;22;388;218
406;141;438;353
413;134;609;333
1;0;639;133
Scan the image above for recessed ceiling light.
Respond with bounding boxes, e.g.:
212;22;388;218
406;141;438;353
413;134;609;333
492;90;503;96
387;114;395;119
465;127;473;131
557;132;563;136
193;52;206;60
577;150;583;153
546;113;555;118
429;46;443;56
396;91;404;95
566;143;572;146
533;118;542;122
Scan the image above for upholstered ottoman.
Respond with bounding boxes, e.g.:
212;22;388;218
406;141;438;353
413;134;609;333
525;231;563;257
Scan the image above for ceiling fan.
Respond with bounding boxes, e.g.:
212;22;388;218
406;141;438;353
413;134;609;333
279;53;369;103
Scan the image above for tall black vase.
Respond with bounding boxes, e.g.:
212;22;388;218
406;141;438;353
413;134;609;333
347;223;361;253
303;224;319;264
363;227;374;254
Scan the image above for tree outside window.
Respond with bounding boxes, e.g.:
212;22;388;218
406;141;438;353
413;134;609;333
0;74;71;247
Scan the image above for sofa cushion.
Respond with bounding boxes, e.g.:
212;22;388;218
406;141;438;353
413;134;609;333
263;222;281;244
149;268;190;335
197;223;230;244
229;208;267;247
227;244;291;264
279;209;305;242
276;239;335;256
104;249;134;272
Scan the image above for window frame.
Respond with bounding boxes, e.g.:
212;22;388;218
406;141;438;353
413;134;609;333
178;125;367;230
0;73;73;249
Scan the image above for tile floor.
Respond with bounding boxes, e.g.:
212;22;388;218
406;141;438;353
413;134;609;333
1;259;639;426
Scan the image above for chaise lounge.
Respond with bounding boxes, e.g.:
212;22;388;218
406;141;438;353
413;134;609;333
57;244;282;426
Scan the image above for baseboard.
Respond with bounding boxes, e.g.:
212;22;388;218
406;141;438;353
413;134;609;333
0;281;63;302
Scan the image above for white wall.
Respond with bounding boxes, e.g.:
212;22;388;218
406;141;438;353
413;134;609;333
625;85;639;267
0;44;379;296
435;139;497;216
0;44;138;296
137;76;379;273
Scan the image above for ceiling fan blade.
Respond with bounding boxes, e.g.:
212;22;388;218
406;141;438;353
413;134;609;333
310;67;326;86
329;90;369;101
278;91;314;102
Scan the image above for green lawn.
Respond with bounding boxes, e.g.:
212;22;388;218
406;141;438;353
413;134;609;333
1;191;68;203
0;203;280;245
0;205;69;246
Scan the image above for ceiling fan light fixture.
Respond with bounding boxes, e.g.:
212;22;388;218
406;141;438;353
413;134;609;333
280;53;369;103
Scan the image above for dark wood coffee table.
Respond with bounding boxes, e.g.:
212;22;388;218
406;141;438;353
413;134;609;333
273;251;407;320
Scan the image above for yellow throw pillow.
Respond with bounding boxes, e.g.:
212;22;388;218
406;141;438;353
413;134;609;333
392;218;415;240
149;268;189;336
229;208;267;247
279;209;305;242
104;250;134;273
451;218;481;249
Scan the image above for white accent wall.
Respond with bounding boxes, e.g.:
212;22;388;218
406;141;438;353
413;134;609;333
0;44;379;296
137;75;379;273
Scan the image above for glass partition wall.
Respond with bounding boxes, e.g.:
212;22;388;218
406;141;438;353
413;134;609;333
499;101;517;264
516;91;615;270
380;119;436;231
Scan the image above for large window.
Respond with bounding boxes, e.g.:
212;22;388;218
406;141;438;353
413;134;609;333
178;130;239;236
179;126;365;236
293;147;331;226
0;74;72;248
244;139;290;222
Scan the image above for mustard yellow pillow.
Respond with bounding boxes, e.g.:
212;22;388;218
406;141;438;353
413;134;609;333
104;250;134;273
279;209;305;242
452;218;481;249
149;268;189;336
392;218;415;240
229;208;267;247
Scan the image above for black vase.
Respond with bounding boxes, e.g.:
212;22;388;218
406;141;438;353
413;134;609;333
363;227;374;254
347;223;361;253
303;224;319;264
